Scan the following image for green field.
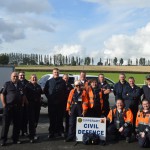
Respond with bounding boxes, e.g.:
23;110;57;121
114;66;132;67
25;71;147;86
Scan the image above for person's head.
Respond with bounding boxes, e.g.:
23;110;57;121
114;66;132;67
11;72;18;83
18;71;25;81
145;75;150;86
63;74;69;83
53;68;59;78
116;99;124;110
98;73;105;83
74;80;81;91
128;77;135;87
30;74;37;84
90;79;98;89
80;71;86;81
142;99;150;111
119;73;126;83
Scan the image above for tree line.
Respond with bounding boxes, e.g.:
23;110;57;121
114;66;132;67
0;53;149;66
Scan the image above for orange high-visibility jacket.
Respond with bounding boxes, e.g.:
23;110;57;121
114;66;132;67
88;87;104;111
136;110;150;128
66;89;88;112
107;108;133;124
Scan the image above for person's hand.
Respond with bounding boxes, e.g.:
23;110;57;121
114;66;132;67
119;127;124;132
82;111;87;117
2;103;6;108
68;110;71;116
140;132;145;138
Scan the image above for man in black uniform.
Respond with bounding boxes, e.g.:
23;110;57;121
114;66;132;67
25;74;42;143
113;73;129;101
62;74;73;137
141;75;150;103
122;77;141;132
18;71;29;136
44;68;66;138
0;72;25;146
98;73;111;116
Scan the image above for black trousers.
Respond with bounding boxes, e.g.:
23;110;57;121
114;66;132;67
48;104;64;134
20;104;28;134
67;104;82;139
107;124;132;138
28;101;41;139
1;105;21;142
138;132;150;148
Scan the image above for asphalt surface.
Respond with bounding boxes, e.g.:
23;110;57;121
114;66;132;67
0;107;145;150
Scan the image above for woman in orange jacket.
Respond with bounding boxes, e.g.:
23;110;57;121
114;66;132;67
135;99;150;148
107;99;133;143
87;79;104;117
65;80;88;142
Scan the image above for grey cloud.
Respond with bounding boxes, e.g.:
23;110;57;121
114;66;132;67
0;18;25;42
0;0;51;14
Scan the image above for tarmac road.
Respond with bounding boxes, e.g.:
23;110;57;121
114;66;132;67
0;107;144;150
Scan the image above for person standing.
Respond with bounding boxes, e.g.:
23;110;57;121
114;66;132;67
62;74;73;137
141;75;150;103
98;73;111;117
25;74;42;143
44;68;66;138
107;99;133;143
87;79;104;117
18;71;29;136
79;71;89;91
136;99;150;148
65;81;88;142
113;73;129;101
122;77;141;132
1;72;25;146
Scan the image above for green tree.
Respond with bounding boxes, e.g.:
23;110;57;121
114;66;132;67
113;57;118;65
120;58;124;65
0;54;9;64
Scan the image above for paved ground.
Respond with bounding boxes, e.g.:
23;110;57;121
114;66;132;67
0;107;144;150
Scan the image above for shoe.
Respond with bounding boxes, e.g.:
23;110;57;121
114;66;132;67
13;140;21;144
58;132;65;138
126;137;131;143
1;141;6;146
30;139;34;143
34;135;39;140
48;133;55;139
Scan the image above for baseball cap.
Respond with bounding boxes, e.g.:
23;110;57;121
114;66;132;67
74;80;81;86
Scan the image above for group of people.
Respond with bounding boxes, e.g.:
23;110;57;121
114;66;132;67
0;68;150;148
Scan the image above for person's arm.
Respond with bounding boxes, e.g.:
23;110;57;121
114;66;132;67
1;93;6;108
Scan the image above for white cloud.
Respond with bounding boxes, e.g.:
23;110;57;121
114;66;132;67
101;22;150;59
50;44;86;57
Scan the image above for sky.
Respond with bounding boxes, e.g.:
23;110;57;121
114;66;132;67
0;0;150;64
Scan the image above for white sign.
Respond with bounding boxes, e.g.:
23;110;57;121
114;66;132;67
76;117;106;141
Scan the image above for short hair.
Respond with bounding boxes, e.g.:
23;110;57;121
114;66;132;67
53;68;59;71
63;74;69;78
98;73;104;77
18;71;25;74
128;77;135;80
80;71;86;75
90;79;98;83
119;73;126;77
116;99;124;103
142;99;149;103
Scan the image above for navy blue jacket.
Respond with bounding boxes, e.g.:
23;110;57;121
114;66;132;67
122;85;141;108
113;81;129;101
44;77;66;105
141;85;150;102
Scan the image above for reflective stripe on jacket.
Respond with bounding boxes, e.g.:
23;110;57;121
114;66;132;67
88;87;103;111
66;89;88;111
107;107;133;124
